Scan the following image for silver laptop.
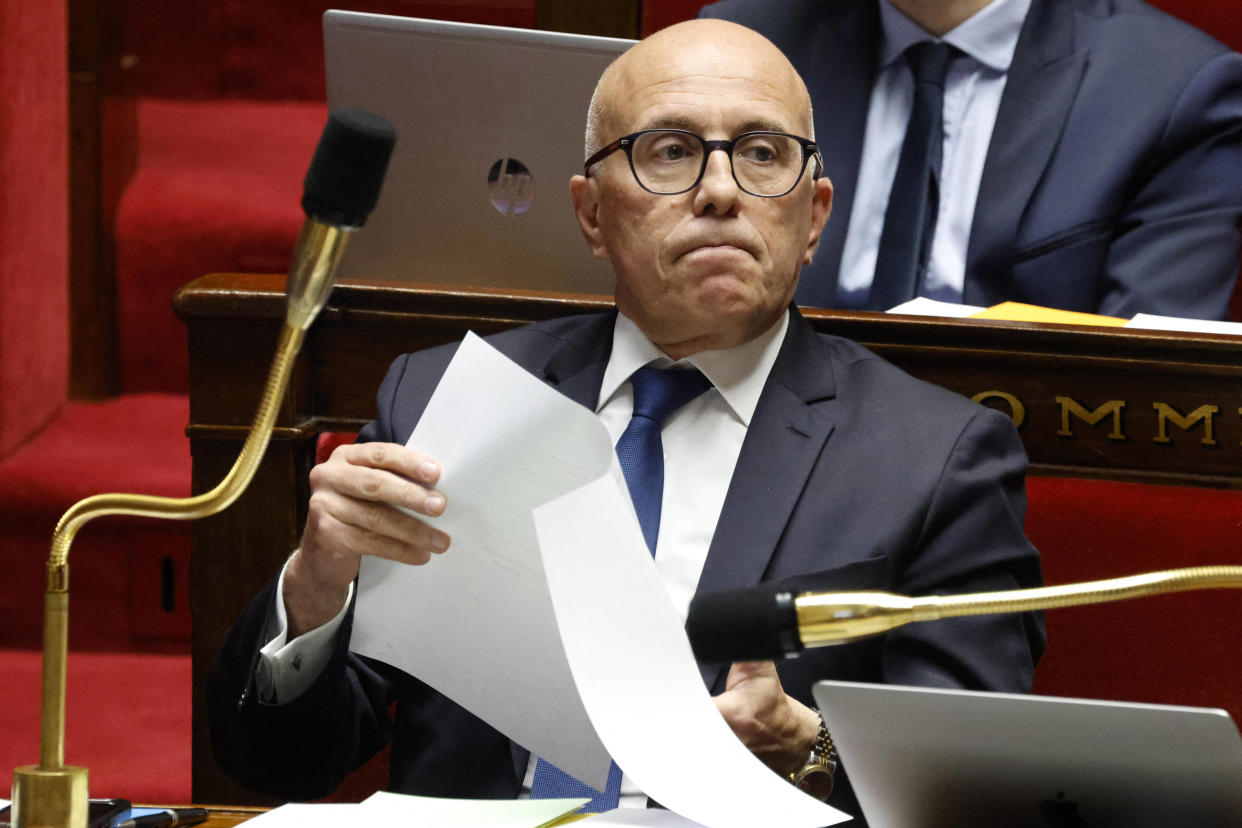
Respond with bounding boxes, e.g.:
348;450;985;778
323;11;634;291
813;680;1242;827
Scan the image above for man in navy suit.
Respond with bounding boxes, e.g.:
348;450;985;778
701;0;1242;318
209;18;1043;820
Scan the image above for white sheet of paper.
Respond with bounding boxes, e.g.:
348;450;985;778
588;810;710;827
361;790;588;826
351;332;616;788
535;478;852;828
1126;313;1242;336
240;803;362;825
885;297;984;317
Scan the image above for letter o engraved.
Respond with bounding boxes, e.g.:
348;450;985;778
971;391;1026;428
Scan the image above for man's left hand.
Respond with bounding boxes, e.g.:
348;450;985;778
712;660;821;776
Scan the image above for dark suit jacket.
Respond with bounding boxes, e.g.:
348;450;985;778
701;0;1242;319
209;309;1044;820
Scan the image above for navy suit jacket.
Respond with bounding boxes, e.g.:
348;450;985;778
701;0;1242;319
209;309;1044;820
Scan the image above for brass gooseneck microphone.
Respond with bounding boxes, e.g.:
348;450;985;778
686;566;1242;662
11;108;396;828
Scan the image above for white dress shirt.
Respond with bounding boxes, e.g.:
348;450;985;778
258;309;790;805
836;0;1031;308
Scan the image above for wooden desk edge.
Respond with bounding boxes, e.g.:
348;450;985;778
168;805;267;827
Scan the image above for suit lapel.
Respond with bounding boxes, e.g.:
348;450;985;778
538;312;616;408
794;0;881;306
964;0;1088;305
694;311;837;688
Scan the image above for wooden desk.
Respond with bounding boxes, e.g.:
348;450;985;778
176;273;1242;802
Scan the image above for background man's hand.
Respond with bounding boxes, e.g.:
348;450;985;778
283;441;449;638
713;660;821;777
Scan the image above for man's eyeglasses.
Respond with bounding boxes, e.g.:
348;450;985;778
584;129;822;198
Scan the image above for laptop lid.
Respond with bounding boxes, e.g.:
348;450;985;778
323;11;634;291
812;680;1242;827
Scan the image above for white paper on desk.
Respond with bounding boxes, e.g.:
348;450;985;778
362;790;588;826
240;803;363;825
1126;313;1242;337
885;297;984;317
588;809;711;826
351;332;616;789
535;478;852;828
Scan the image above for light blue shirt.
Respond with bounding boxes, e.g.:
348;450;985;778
836;0;1032;308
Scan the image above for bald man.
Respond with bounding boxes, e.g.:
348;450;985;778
209;20;1043;820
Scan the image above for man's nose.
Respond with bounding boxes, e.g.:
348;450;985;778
693;148;741;214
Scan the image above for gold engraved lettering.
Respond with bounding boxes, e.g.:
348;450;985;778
1054;397;1126;441
971;391;1026;428
1153;403;1218;446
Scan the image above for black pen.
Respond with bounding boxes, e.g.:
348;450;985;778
114;808;209;828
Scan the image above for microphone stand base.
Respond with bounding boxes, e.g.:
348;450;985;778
11;765;88;828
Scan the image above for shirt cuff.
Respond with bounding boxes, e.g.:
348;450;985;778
256;555;354;705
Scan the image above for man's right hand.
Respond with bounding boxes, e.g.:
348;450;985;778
283;441;449;638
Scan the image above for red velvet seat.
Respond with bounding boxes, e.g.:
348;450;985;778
116;99;324;393
0;2;193;651
1027;476;1242;722
0;395;191;650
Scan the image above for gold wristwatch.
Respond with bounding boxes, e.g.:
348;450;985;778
789;709;837;800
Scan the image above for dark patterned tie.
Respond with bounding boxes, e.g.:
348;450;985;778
870;41;955;309
529;366;710;811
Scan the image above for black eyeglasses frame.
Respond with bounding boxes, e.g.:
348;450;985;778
583;128;823;198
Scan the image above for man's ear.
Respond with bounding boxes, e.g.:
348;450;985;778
570;174;610;261
803;175;834;265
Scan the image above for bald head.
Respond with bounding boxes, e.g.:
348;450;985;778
568;17;833;358
585;19;815;162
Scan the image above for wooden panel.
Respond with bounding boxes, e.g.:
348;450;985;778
189;437;305;807
179;273;1242;486
68;0;136;398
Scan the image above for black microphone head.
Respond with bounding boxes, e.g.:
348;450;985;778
301;108;397;227
686;586;803;663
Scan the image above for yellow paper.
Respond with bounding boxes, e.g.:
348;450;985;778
970;301;1127;327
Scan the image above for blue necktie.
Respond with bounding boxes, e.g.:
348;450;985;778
529;366;710;811
871;41;955;309
614;366;712;555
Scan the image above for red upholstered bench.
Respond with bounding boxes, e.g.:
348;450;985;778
0;0;193;652
1027;476;1242;722
115;98;325;394
0;395;192;650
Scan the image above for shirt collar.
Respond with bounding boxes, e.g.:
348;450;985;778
878;0;1031;73
599;310;790;427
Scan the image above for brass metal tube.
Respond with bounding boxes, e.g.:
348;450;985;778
930;565;1242;617
17;190;353;828
36;321;304;771
795;566;1242;648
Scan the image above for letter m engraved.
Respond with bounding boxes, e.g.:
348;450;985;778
1055;397;1126;441
1153;403;1219;446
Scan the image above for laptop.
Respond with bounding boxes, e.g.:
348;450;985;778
812;680;1242;827
322;11;635;291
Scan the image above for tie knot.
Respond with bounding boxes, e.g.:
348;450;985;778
906;41;954;87
629;366;711;426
